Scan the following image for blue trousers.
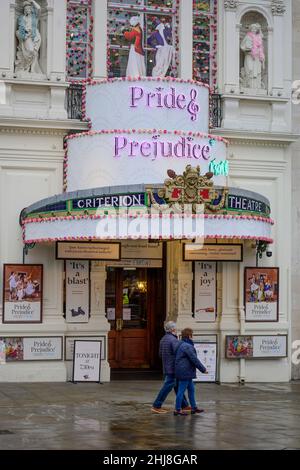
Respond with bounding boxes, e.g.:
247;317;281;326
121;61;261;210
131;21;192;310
153;374;189;409
175;379;197;411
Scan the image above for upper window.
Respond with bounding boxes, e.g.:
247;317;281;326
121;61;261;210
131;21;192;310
193;0;217;88
66;0;92;80
107;1;178;78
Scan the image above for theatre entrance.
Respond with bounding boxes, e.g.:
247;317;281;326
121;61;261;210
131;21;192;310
106;267;165;369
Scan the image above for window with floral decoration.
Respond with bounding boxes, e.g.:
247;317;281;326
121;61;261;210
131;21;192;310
193;0;217;88
107;1;179;78
66;0;93;79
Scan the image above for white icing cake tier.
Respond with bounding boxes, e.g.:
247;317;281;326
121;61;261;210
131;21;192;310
84;77;209;133
65;129;228;191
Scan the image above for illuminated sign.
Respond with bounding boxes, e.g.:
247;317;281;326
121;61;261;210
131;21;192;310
73;193;145;210
228;195;270;215
130;86;200;121
209;159;229;176
114;135;212;160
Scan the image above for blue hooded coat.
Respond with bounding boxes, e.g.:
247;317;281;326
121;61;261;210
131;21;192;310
175;338;206;380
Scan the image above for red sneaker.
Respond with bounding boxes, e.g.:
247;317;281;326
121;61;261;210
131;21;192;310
182;406;192;412
173;410;188;416
191;408;204;414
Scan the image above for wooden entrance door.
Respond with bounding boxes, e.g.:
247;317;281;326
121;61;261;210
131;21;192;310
106;267;164;369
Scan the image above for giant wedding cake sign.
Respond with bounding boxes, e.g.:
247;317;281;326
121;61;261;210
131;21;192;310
65;77;228;191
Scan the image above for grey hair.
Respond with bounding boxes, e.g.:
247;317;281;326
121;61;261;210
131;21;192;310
164;321;176;332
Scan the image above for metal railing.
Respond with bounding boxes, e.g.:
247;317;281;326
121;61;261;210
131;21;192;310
66;83;223;128
66;83;84;120
209;93;222;128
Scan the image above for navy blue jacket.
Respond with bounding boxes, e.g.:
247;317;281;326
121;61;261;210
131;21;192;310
175;338;207;380
159;332;179;375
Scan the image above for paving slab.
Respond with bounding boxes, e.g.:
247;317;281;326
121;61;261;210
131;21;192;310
0;381;299;450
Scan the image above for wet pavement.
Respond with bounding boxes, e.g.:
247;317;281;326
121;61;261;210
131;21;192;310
0;380;300;450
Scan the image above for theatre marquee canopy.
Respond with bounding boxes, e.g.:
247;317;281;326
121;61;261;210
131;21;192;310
21;166;273;244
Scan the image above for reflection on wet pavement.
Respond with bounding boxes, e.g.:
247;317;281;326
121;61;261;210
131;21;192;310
0;381;300;450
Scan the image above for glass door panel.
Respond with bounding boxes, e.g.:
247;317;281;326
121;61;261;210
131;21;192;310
122;269;148;329
105;267;117;328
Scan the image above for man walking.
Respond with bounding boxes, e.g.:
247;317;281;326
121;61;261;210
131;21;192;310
151;321;189;414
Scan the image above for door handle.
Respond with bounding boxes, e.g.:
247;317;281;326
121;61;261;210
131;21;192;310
116;319;123;331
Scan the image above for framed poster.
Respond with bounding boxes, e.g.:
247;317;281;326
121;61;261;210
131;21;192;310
0;340;6;364
194;341;217;382
244;267;279;322
65;261;90;323
2;264;43;324
183;243;243;262
56;241;121;260
72;340;102;383
193;261;217;322
23;337;63;361
253;335;287;358
65;336;106;361
0;337;24;361
225;335;287;359
225;336;254;359
0;337;63;361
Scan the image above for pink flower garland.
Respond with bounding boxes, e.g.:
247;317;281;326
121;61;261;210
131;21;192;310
66;0;93;79
193;0;218;90
23;213;274;225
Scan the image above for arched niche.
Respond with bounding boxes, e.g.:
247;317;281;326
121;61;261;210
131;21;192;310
14;0;48;77
239;11;268;94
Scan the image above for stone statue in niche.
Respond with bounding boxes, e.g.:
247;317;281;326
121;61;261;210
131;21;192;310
240;23;265;90
15;0;42;74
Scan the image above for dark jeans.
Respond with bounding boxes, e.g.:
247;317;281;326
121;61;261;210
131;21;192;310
175;379;197;411
153;374;189;409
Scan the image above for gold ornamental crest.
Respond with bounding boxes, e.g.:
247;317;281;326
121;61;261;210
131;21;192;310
147;165;228;213
162;165;216;205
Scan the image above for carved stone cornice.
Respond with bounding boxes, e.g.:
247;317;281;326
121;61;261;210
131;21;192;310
224;0;238;10
271;0;286;15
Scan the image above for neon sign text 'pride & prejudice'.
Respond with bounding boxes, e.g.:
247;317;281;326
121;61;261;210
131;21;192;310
130;86;200;121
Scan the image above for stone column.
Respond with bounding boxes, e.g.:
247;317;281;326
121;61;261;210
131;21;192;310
178;0;193;79
92;0;108;79
0;1;16;79
47;0;67;82
90;262;111;381
271;1;286;96
168;241;194;330
218;261;240;383
66;262;111;381
223;0;239;93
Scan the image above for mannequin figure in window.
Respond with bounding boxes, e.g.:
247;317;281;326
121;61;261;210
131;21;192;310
240;23;265;90
15;0;42;74
147;18;174;77
123;16;146;77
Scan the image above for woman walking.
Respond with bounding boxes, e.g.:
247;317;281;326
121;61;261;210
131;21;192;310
174;328;208;416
